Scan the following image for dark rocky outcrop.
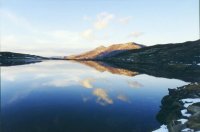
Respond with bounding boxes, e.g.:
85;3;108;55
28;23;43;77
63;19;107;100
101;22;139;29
156;83;200;131
0;52;46;66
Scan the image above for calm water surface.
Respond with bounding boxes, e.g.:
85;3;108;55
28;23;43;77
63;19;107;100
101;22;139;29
1;60;188;132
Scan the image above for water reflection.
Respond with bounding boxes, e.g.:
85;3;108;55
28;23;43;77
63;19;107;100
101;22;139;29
1;60;190;132
76;60;139;76
81;78;95;88
127;80;143;88
0;59;42;66
117;94;131;103
93;88;113;106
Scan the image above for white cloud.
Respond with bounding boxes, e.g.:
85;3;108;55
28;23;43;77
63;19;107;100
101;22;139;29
128;32;144;38
81;12;115;41
94;12;114;30
81;29;95;40
119;16;132;24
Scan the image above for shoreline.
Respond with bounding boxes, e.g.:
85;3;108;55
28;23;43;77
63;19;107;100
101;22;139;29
154;83;200;132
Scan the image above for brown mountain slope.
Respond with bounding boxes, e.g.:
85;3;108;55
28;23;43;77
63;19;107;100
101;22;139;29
65;42;144;60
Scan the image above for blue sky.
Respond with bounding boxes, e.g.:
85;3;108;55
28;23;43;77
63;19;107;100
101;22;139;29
1;0;199;56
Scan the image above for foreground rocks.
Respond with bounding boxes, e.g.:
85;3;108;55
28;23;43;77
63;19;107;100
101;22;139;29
187;103;200;130
156;83;200;132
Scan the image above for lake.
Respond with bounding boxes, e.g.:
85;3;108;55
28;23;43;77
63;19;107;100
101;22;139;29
1;60;188;132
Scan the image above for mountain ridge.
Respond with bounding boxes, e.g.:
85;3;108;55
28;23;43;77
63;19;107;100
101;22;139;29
65;42;145;60
65;40;200;65
104;39;200;65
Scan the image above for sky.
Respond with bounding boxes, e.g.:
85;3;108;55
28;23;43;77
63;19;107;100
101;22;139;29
0;0;199;56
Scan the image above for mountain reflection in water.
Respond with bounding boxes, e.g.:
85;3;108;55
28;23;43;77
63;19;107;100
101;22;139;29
74;60;139;77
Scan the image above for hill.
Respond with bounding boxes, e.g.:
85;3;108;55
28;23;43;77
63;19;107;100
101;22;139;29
65;42;144;60
0;52;46;66
104;39;200;65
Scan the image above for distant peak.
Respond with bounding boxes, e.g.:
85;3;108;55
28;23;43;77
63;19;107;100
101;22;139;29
65;41;145;60
127;42;146;47
95;45;106;49
124;42;135;46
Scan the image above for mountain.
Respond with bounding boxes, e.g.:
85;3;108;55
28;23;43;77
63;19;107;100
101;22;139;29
65;42;145;60
0;52;46;66
104;39;200;65
68;40;200;82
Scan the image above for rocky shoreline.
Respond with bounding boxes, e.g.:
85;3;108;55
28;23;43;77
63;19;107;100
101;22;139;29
154;83;200;132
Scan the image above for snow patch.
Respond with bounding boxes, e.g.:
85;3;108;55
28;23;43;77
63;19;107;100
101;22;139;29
152;125;168;132
153;99;200;132
181;109;191;117
181;128;194;132
178;98;200;131
181;98;200;108
177;119;188;124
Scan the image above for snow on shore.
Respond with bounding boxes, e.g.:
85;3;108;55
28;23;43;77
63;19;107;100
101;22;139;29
152;98;200;132
152;125;168;132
